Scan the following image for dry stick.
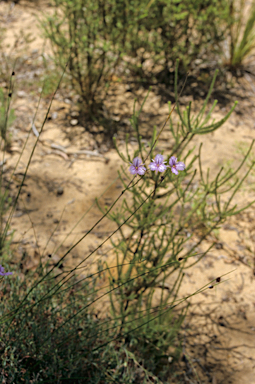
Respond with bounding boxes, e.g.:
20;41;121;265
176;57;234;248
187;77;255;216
0;72;15;235
1;63;71;322
3;68;67;244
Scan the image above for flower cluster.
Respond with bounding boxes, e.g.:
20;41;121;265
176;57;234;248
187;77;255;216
0;265;13;276
129;154;185;176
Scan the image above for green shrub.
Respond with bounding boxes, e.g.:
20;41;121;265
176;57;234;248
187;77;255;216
226;0;255;70
97;66;255;380
0;268;127;383
42;0;125;119
113;0;230;76
42;0;231;121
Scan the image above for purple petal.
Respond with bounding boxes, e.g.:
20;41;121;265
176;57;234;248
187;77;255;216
149;162;158;171
133;157;142;167
158;164;167;172
129;157;146;176
154;154;164;164
169;156;177;167
129;165;138;174
171;167;179;175
0;265;13;276
176;162;186;171
137;166;146;175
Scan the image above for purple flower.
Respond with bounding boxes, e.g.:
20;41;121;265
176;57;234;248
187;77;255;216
169;156;186;175
0;265;13;276
149;154;167;174
129;157;146;176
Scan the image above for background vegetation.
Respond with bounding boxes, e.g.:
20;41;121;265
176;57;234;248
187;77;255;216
41;0;255;120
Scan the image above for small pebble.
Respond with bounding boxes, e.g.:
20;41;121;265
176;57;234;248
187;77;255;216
17;91;26;98
70;119;78;126
57;186;64;196
215;242;223;249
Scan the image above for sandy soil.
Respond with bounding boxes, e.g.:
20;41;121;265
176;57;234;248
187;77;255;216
1;1;255;383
